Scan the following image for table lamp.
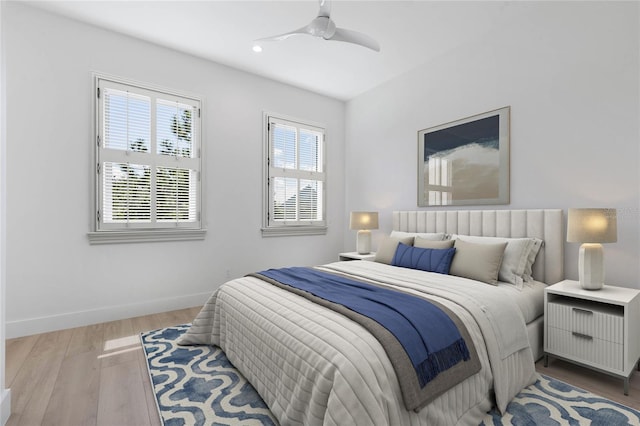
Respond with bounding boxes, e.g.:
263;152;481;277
567;208;617;290
350;211;379;254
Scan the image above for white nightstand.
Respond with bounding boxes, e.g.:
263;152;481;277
544;279;640;395
339;252;376;261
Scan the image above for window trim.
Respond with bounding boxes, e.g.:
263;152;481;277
89;73;206;244
261;112;327;237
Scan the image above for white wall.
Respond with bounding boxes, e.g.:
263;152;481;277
4;3;345;337
345;2;640;288
0;2;11;422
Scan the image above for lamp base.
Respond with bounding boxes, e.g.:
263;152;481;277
356;230;372;254
579;243;604;290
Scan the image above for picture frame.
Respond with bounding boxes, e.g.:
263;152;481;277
418;107;510;206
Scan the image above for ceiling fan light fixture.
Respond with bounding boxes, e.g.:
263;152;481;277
310;16;335;38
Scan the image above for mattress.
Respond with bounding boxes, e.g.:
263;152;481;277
180;260;540;425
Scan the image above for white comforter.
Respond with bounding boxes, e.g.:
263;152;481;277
179;261;537;425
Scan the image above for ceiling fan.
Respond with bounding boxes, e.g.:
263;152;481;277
256;0;380;52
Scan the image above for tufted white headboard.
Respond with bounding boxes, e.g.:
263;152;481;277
392;210;564;285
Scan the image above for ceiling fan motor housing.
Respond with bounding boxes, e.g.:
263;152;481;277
310;16;336;39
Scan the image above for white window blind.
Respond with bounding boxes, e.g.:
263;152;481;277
264;115;326;235
94;77;202;239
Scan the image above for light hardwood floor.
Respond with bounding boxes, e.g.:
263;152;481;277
5;306;200;426
5;307;640;425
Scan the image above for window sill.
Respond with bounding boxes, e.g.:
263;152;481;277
88;229;206;245
261;226;327;237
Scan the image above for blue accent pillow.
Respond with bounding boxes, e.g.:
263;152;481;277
391;243;456;274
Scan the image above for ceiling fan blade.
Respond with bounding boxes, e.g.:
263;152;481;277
330;27;380;52
318;0;331;18
256;25;313;42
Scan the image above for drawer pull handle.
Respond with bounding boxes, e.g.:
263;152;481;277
572;308;593;315
572;332;593;340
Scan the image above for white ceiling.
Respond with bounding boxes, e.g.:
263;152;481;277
24;0;521;101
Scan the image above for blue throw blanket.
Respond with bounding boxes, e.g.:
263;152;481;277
258;267;470;387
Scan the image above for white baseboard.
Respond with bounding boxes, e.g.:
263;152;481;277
6;292;211;338
0;389;10;426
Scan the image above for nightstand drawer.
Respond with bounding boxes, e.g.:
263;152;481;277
547;301;623;344
547;327;623;371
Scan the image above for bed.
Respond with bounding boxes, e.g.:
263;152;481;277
179;209;564;425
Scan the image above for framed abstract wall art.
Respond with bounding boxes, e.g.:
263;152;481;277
418;107;510;206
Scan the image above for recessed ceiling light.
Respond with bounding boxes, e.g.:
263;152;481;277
252;45;263;53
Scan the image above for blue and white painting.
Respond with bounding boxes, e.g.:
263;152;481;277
418;107;510;206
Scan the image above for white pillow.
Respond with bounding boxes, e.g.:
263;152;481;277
450;235;536;288
390;231;445;241
523;238;544;282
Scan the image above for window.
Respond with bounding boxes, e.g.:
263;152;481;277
263;114;326;236
90;76;204;244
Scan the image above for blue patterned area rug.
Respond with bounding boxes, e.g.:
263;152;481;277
142;325;640;426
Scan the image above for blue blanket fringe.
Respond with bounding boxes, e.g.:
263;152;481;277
418;338;470;385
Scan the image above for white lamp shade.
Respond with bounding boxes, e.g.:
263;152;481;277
349;212;379;230
567;208;617;243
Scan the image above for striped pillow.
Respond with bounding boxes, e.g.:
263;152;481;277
391;243;456;274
